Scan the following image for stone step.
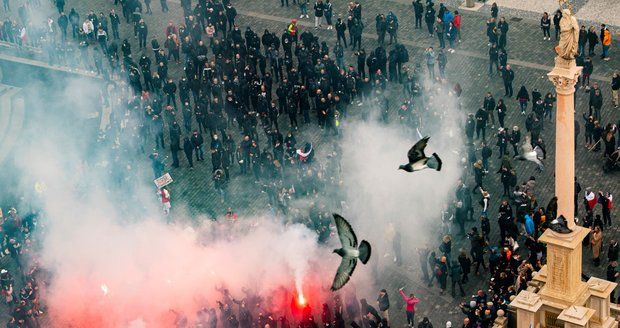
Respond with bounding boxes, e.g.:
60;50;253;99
0;93;24;165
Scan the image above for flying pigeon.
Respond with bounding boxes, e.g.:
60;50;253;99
515;136;544;171
399;136;443;172
330;214;371;291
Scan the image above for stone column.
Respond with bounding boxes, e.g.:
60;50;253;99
587;277;618;328
547;56;582;228
558;306;595;328
510;291;543;328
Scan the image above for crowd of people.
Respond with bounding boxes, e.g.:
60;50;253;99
0;0;618;327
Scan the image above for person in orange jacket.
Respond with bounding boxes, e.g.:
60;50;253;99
601;24;612;61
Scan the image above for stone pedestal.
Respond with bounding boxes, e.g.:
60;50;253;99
587;277;618;328
547;56;582;228
531;265;548;285
492;309;508;328
538;226;591;305
558;306;596;328
511;291;543;328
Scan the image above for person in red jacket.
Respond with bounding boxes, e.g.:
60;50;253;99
398;288;420;327
453;11;462;42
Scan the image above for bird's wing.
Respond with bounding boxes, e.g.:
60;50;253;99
533;146;544;160
407;136;430;163
333;214;358;248
331;257;357;291
521;141;533;154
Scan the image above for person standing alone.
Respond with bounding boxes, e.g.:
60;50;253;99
399;288;420;327
313;0;324;29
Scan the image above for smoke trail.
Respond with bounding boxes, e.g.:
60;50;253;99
337;80;465;266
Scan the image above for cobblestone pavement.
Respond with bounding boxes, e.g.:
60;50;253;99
1;0;619;326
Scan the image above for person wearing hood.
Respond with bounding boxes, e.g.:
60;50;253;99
418;317;433;328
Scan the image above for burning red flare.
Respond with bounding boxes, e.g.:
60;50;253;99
297;293;306;306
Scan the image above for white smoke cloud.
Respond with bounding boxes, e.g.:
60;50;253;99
338;83;465;262
11;77;339;327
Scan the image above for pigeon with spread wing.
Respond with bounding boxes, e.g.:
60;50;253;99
515;136;545;171
330;214;371;291
399;136;443;172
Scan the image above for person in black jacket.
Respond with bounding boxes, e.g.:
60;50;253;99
109;9;120;40
313;0;324;28
587;26;599;56
356;49;366;78
160;0;169;12
335;18;347;47
465;113;475;142
57;12;68;42
475;108;489;140
413;0;424;29
489;43;499;76
132;8;141;37
589;88;603;121
424;3;435;37
502;64;514;97
69;8;80;38
163;78;177;108
552;10;562;41
182;136;194;168
376;290;390;326
611;72;620;108
582;56;593;89
351;19;364;51
375;14;387;46
483;92;496;127
360;298;381;327
578;25;587;56
191;130;205;161
137;19;148;49
540;12;551;40
450;261;466;297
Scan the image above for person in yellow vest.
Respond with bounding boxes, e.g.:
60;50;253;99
601;25;612;61
288;19;299;43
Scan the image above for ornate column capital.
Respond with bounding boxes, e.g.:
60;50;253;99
547;56;583;95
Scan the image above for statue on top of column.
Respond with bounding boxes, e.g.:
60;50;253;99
555;0;580;60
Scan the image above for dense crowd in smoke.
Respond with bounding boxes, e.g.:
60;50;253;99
0;0;467;325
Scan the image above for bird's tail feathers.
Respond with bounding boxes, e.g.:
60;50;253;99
358;240;371;265
428;153;443;171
